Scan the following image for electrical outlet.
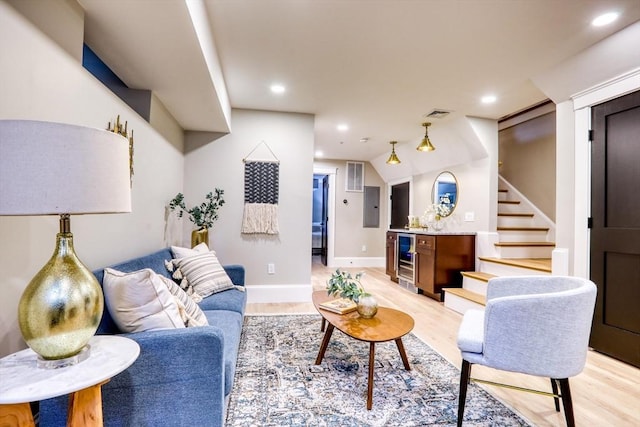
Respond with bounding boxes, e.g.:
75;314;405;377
267;263;275;274
464;212;475;222
362;245;367;252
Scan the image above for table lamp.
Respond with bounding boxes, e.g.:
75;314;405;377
0;120;132;365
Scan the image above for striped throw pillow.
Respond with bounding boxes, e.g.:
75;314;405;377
173;252;235;298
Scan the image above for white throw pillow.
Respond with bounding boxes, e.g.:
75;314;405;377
171;252;235;298
171;242;209;259
158;275;209;327
103;268;186;333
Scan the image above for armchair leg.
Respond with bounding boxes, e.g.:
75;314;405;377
550;378;560;411
558;378;575;427
457;360;472;427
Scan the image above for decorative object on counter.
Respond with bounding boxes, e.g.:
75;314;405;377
326;269;378;318
386;140;401;164
0;120;131;362
169;189;225;247
416;122;435;152
107;115;134;186
241;141;280;235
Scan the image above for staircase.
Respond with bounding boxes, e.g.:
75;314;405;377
443;181;553;314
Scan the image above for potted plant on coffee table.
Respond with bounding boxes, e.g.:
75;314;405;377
326;269;378;318
169;189;225;247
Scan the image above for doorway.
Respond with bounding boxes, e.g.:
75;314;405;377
590;89;640;367
312;174;328;265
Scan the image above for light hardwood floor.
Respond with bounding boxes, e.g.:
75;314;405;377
245;258;640;426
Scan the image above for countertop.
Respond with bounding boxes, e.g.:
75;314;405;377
388;229;476;236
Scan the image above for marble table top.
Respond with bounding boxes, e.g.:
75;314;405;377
0;335;139;404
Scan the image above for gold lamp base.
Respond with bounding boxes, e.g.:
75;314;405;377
18;215;103;360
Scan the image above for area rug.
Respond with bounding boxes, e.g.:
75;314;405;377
225;315;531;426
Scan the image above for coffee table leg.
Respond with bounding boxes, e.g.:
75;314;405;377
315;323;335;365
395;338;411;371
367;342;376;410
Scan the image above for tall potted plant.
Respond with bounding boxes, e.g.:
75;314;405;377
169;189;225;247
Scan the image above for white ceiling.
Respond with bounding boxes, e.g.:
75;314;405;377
79;0;640;162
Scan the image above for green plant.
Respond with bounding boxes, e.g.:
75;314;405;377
169;189;225;230
326;269;367;302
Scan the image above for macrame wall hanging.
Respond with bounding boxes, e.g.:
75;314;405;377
241;141;280;235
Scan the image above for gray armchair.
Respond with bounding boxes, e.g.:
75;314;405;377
456;275;597;427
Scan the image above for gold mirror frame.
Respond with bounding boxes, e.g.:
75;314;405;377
431;171;458;217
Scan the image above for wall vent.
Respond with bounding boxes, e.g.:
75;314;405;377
425;109;452;119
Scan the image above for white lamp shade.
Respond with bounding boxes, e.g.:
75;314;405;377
0;120;132;215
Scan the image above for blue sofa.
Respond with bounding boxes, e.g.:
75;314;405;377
39;248;247;426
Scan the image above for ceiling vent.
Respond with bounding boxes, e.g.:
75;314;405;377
425;109;452;119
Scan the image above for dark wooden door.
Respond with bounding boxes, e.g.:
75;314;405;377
590;89;640;367
390;182;410;229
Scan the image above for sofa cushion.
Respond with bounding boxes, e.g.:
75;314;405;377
170;242;209;258
103;268;185;333
199;288;247;315
204;309;244;396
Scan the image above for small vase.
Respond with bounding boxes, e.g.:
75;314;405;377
432;217;444;231
357;293;378;319
191;228;209;248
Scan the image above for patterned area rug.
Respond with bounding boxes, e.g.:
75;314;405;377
226;315;531;426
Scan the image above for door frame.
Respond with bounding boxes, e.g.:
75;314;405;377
563;68;640;278
314;167;337;267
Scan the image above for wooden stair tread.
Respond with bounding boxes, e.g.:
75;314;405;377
497;226;549;231
461;271;496;282
494;241;555;247
444;288;486;305
498;212;534;217
498;200;520;204
479;256;552;273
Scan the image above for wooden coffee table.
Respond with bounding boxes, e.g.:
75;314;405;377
312;291;415;410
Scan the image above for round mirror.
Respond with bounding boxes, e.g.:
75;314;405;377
431;171;458;217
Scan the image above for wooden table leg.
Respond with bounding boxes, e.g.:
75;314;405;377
367;342;375;410
0;403;35;427
395;338;411;371
67;380;109;427
321;318;326;332
315;323;335;365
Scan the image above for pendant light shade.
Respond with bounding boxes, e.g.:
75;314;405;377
417;122;435;152
386;141;401;164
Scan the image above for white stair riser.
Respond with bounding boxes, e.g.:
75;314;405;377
497;203;524;214
495;246;554;258
497;229;549;241
462;276;488;296
497;230;549;242
443;292;484;314
479;260;550;276
497;216;535;227
498;191;508;201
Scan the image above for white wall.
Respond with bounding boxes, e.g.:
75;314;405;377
0;3;184;356
183;109;315;303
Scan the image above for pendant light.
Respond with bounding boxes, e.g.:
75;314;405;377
416;122;435;152
386;141;401;164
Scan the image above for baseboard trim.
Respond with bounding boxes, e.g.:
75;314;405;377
330;257;385;268
245;284;313;303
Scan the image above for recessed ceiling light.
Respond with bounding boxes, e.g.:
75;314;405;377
592;12;619;27
481;95;497;104
270;84;286;94
337;124;349;132
315;150;323;157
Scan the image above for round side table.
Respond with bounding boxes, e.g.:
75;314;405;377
0;335;139;427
